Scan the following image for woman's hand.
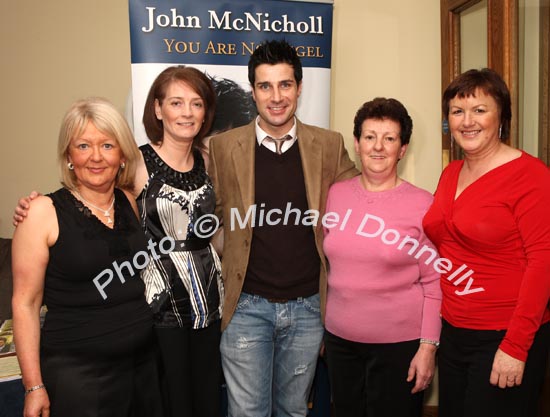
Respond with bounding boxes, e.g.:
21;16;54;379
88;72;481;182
407;343;437;393
24;389;50;417
490;348;525;388
13;191;40;226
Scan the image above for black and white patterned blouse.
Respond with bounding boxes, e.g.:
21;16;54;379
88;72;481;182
137;144;223;329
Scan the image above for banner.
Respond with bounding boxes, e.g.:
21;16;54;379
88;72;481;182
128;0;334;145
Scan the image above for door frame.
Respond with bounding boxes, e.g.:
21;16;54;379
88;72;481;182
440;0;518;165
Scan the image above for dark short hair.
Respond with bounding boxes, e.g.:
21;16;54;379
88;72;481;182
209;76;257;133
248;39;303;86
143;66;216;148
353;97;413;145
442;68;511;141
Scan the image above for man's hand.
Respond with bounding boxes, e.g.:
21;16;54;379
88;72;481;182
13;191;40;226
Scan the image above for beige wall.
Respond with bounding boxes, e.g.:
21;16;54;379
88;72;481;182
0;1;132;236
0;0;443;245
331;0;442;198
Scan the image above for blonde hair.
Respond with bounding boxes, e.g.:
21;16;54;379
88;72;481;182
58;97;140;190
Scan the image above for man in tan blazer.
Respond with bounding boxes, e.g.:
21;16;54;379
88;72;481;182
209;39;358;417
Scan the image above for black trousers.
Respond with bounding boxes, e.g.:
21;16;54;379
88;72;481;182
438;320;550;417
155;320;222;417
324;330;424;417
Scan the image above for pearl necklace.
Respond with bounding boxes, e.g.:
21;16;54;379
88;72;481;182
74;191;115;224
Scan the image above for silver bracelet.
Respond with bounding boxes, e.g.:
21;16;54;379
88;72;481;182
24;384;46;395
420;338;440;348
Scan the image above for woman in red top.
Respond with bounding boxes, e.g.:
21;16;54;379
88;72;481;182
423;68;550;417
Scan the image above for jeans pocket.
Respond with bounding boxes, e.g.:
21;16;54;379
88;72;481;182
235;292;254;311
301;293;321;314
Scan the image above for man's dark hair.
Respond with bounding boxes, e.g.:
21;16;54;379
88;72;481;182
248;39;303;86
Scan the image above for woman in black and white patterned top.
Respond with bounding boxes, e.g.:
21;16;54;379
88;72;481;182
134;66;223;417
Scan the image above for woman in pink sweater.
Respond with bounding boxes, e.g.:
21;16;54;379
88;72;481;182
323;97;442;417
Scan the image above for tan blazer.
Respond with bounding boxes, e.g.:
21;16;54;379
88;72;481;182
209;119;359;330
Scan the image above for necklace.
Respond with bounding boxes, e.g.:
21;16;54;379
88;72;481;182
73;190;115;224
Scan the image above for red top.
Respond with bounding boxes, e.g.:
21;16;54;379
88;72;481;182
423;152;550;361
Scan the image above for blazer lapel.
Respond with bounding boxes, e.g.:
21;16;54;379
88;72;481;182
231;122;256;212
297;121;322;212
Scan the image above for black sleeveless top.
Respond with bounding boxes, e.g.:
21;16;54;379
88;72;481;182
41;188;153;357
136;144;223;329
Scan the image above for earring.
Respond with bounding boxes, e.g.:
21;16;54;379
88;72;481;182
120;162;126;169
68;162;74;170
498;125;502;139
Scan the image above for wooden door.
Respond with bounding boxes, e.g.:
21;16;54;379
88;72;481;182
440;0;518;165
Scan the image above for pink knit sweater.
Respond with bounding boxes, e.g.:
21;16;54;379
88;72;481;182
323;177;442;343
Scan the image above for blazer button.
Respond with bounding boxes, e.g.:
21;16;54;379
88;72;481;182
237;273;243;280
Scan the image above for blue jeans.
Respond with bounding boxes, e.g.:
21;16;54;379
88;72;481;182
220;292;324;417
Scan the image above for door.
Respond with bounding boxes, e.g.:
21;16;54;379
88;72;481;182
440;0;518;164
440;0;550;167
